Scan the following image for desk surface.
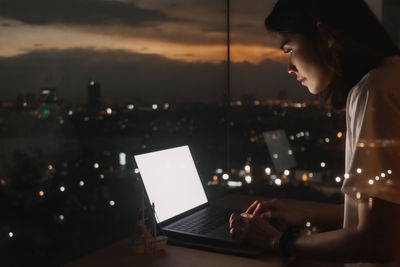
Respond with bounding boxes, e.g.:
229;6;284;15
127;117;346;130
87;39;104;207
64;195;343;267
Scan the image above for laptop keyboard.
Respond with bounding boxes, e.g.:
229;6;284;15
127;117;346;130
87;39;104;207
168;207;233;235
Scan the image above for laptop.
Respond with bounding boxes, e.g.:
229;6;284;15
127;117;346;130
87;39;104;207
263;129;297;173
133;145;240;247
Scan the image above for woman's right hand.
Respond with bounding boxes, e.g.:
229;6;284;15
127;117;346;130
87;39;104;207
245;199;309;231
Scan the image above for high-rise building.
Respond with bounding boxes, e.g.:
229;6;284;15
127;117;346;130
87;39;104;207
40;88;58;104
88;79;101;118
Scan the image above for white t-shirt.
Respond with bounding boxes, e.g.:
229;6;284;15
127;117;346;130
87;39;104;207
342;56;400;267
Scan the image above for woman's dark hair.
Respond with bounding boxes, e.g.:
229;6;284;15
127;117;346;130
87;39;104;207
265;0;400;110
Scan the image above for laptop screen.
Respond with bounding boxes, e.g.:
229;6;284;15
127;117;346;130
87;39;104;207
134;145;208;223
263;129;297;173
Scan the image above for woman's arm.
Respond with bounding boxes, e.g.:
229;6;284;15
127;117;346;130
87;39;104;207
291;197;400;263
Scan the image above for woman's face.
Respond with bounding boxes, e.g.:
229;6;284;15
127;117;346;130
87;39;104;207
279;33;334;94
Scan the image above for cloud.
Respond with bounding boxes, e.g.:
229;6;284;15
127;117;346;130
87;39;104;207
0;0;174;26
0;48;310;104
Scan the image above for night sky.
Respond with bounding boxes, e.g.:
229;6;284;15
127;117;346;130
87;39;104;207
0;0;382;104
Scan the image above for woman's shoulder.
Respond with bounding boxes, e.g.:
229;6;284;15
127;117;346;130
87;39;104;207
367;55;400;94
348;56;400;105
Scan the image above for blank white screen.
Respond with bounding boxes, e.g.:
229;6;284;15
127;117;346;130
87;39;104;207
134;146;208;223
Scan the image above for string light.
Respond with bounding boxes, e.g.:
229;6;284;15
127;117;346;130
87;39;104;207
39;190;45;197
94;163;99;169
79;180;85;186
335;177;341;183
368;179;374;185
337;132;343;138
320;162;326;168
60;186;65;192
109;200;115;206
134;168;140;174
388;170;392;174
356;168;362;174
344;173;350;179
381;173;386;178
284;170;290;176
265;167;271;175
274;178;282;186
9;232;13;238
222;173;229;180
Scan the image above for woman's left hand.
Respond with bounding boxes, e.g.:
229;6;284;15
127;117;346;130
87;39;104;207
229;212;282;251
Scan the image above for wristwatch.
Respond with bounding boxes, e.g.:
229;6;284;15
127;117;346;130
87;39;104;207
278;227;300;258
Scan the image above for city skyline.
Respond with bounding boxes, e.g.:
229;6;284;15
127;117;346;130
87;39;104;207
0;0;388;103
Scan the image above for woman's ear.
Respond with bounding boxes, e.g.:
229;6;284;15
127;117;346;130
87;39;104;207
316;21;334;48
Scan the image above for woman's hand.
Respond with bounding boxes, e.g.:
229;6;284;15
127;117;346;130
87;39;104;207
246;199;309;231
229;212;282;251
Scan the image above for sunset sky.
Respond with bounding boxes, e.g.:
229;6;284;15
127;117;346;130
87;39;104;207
0;0;384;103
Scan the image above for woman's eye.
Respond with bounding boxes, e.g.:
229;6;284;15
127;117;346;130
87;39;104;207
283;49;293;54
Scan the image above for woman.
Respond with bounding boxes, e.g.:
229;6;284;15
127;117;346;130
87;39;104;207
229;0;400;265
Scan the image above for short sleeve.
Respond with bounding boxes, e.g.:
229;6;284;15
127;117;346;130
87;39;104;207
342;87;400;204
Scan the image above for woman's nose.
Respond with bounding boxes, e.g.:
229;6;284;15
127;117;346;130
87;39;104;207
288;63;297;74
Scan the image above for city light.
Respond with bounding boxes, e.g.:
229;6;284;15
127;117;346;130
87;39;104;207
127;104;134;110
106;108;112;115
284;170;290;176
288;149;293;155
381;173;386;177
368;179;374;185
244;165;251;173
222;173;229;180
274;178;282;186
99;174;104;179
302;173;308;182
335;177;342;183
227;181;242;188
213;175;218;181
356;168;362;174
152;104;158;110
59;215;64;221
68;110;73;116
48;165;53;170
79;180;85;186
90;81;95;86
94;163;99;169
356;192;361;200
245;175;252;184
388;170;392;174
344;173;350;179
265;167;271;175
9;232;13;238
119;152;126;166
320;162;326;168
325;137;330;143
216;168;223;174
60;186;65;192
164;103;170;110
273;153;278;159
134;168;140;174
337;131;343;138
109;200;115;206
39;190;44;197
375;176;380;181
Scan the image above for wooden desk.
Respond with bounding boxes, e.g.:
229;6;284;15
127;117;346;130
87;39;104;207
64;195;343;267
